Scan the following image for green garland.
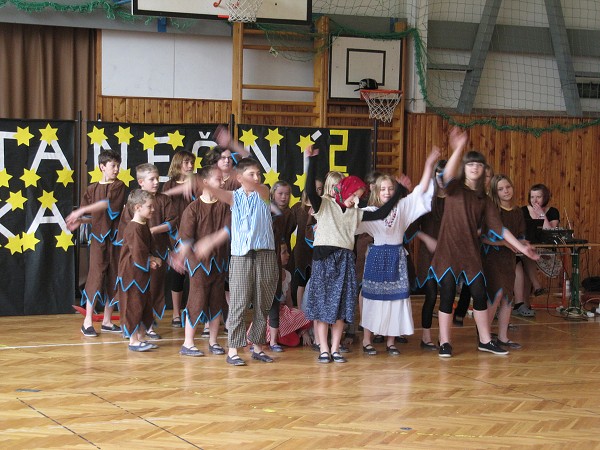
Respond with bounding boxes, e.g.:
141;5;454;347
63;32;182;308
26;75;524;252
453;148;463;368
2;0;599;135
0;0;193;28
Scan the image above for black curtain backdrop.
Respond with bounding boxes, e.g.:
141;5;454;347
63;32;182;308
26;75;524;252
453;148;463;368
0;119;75;315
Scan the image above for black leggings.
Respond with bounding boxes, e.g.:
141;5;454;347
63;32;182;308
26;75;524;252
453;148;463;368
439;274;487;314
421;279;438;329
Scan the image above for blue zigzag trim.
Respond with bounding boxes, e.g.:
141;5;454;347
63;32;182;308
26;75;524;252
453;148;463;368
487;227;507;242
106;201;120;220
115;276;151;293
122;323;139;338
185;257;228;277
89;230;113;243
181;308;223;329
154;249;169;261
81;289;104;306
426;266;486;286
153;304;166;320
134;260;151;272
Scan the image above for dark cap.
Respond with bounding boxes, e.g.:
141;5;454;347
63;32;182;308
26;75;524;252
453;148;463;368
354;78;379;91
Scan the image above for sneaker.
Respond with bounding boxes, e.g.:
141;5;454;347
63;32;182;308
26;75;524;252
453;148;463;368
478;340;509;355
81;325;98;337
101;324;121;333
512;303;535;317
438;342;452;358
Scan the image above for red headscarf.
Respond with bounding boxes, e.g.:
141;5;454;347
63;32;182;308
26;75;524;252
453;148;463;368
334;175;367;207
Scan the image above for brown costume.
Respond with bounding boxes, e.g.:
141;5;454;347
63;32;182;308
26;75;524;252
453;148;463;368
118;193;177;318
482;207;525;301
290;203;313;280
81;180;126;306
178;198;231;327
116;220;154;337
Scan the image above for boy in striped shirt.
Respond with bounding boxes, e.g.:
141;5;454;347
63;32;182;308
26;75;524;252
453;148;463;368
202;158;278;366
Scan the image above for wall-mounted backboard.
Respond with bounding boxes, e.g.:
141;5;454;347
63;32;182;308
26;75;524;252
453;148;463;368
132;0;311;25
329;36;402;100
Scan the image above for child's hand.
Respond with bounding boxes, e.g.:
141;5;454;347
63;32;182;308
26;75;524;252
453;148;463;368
396;173;412;191
522;243;540;261
150;256;162;269
65;211;82;231
427;146;441;165
193;237;213;260
214;125;231;148
300;330;312;346
169;252;186;274
305;145;319;157
449;127;468;152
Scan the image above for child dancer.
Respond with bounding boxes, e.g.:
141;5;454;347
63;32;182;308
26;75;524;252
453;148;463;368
405;160;446;350
304;146;403;363
203;158;278;366
483;174;526;349
118;163;177;340
428;128;538;358
266;242;312;348
162;150;196;328
66;149;125;337
171;166;230;357
116;190;162;351
358;149;439;356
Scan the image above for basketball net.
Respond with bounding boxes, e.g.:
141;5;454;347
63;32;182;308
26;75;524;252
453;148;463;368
227;0;263;23
360;89;402;123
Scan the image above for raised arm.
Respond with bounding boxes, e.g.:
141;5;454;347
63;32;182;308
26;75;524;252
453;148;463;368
203;184;234;206
65;200;109;231
417;147;441;192
214;125;251;160
442;127;468;185
305;146;322;213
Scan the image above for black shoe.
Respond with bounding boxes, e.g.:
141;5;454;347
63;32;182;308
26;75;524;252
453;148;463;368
101;324;121;333
331;352;347;363
81;325;98;337
420;340;437;351
438;342;453;358
453;315;464;327
251;351;274;363
339;344;350;353
478;340;509;355
395;336;408;344
373;335;384;344
533;288;547;297
362;344;377;355
318;352;331;363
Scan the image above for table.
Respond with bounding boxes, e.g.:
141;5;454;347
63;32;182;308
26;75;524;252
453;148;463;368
535;243;600;319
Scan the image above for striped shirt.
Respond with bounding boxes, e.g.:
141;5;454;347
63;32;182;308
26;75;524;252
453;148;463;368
230;188;275;256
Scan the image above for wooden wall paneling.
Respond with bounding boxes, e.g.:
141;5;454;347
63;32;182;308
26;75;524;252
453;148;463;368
112;97;127;122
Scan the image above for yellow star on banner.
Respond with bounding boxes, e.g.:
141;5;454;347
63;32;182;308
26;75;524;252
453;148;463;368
263;169;280;188
56;168;74;187
7;191;27;210
88;126;107;146
89;167;103;183
0;169;12;188
290;232;297;250
21;232;40;252
56;231;74;251
38;190;57;209
265;128;283;147
194;157;202;171
294;172;307;192
117;168;135;186
39;124;59;144
20;168;41;187
115;126;133;145
14;126;34;146
239;129;258;148
290;194;300;208
5;235;22;255
167;130;185;150
297;135;315;152
139;132;158;151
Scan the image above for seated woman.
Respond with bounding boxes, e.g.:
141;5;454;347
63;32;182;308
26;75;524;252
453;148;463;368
513;183;560;317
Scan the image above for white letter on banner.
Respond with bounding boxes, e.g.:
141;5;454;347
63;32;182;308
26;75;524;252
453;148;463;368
147;136;171;183
191;131;216;161
27;203;69;235
0;203;17;239
30;141;72;171
0;131;13;171
249;140;275;173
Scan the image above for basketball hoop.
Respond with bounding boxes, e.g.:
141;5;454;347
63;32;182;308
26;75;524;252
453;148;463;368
226;0;263;22
360;89;402;123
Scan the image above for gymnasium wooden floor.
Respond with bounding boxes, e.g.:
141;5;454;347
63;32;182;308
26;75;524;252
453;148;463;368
1;297;600;449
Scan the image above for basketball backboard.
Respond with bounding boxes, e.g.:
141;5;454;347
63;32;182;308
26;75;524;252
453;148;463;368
132;0;311;24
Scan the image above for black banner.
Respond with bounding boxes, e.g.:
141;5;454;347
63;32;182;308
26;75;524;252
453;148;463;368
86;122;372;200
0;119;75;315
